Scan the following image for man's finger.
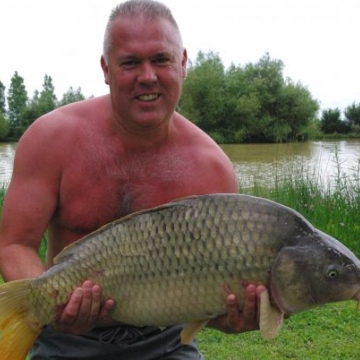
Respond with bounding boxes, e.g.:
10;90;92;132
243;284;257;320
77;281;94;322
225;293;242;330
60;287;83;323
86;283;102;325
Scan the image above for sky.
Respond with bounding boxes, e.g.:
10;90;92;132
1;0;359;113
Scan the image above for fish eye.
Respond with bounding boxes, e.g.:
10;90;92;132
327;265;339;279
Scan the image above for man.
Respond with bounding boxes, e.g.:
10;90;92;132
0;0;265;358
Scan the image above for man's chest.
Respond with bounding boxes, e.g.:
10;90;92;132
57;154;202;234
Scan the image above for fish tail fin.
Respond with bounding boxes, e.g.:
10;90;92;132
0;279;42;360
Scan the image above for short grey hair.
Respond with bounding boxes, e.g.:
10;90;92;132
103;0;183;61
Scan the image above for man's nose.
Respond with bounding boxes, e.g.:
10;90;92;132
138;62;157;84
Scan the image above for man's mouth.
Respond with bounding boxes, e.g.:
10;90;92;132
137;94;160;101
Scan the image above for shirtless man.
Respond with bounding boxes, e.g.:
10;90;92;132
0;1;265;359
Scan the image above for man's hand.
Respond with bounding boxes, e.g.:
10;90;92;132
52;280;116;334
208;284;266;333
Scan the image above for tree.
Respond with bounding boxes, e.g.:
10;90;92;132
7;72;28;139
180;51;320;143
58;86;86;106
320;108;350;134
344;102;360;131
223;65;259;142
38;74;57;114
0;81;6;115
0;111;9;140
20;90;42;130
277;80;319;141
180;51;226;135
20;75;58;131
242;54;286;142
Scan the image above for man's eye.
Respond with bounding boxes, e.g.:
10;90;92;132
121;60;138;68
154;57;170;65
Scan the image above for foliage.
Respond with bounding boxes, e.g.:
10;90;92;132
20;90;42;131
277;80;319;141
0;81;6;114
180;51;226;133
320;108;351;134
344;102;360;131
180;52;319;143
58;86;86;107
6;72;28;139
21;75;58;131
39;74;57;114
0;111;9;141
0;52;359;143
0;73;87;141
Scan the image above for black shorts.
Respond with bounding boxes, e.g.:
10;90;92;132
29;325;205;360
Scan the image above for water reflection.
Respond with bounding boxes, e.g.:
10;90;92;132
221;142;315;163
1;141;360;190
0;143;16;187
221;140;360;189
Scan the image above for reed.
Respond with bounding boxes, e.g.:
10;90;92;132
239;148;360;257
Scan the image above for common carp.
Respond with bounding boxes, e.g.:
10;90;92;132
1;194;360;359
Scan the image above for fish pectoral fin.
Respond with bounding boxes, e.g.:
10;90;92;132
180;319;210;344
259;288;284;340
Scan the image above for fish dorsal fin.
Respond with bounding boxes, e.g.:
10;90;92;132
180;319;210;344
53;239;86;264
53;200;192;265
259;288;284;339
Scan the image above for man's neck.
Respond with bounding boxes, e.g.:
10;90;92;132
109;116;176;152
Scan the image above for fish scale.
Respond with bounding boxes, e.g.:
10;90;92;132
2;194;360;359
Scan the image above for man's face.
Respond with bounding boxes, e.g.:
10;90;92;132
101;15;187;132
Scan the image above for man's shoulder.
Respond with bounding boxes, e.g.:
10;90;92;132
24;96;107;137
174;113;213;143
44;95;106;123
16;96;107;160
172;114;238;193
173;113;233;165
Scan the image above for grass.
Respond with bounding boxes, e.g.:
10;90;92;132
198;302;360;359
1;148;360;359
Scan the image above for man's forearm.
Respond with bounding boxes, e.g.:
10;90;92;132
0;243;45;281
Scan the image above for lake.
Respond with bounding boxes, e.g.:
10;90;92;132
1;140;360;189
221;140;360;189
0;143;16;187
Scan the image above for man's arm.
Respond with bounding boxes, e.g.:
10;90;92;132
0;118;115;334
0;121;60;280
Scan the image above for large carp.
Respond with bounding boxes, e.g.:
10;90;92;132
1;194;360;359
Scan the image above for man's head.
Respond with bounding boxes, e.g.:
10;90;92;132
100;0;187;133
103;0;183;63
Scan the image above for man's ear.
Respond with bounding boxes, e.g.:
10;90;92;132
100;55;109;85
182;48;188;79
